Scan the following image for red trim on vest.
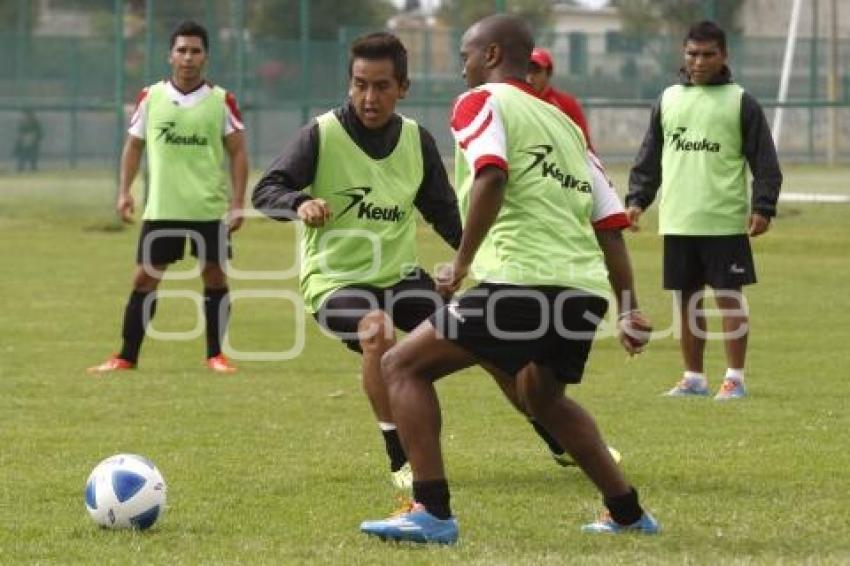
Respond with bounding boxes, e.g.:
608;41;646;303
592;213;630;230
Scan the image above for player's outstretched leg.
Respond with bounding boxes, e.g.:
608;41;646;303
358;310;410;489
517;365;659;534
360;321;474;544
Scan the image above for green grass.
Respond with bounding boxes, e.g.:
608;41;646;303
1;166;849;564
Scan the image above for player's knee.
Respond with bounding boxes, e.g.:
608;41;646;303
132;266;163;292
380;346;409;386
520;372;562;418
358;310;394;353
201;263;227;288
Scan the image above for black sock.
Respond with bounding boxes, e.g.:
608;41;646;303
412;479;452;520
204;287;229;358
604;487;643;526
529;419;565;455
119;290;156;364
381;428;407;472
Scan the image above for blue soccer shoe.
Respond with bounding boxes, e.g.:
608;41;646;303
714;378;746;400
360;503;459;544
581;512;660;535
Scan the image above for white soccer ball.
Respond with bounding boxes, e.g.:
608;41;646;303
84;454;166;530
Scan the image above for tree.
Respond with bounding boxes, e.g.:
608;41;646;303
250;0;396;40
0;1;39;32
438;0;554;31
612;0;746;36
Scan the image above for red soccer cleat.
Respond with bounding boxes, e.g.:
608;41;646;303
87;355;135;374
205;353;237;373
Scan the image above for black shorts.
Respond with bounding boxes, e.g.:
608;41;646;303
663;235;756;290
313;268;444;353
430;284;609;384
135;220;231;265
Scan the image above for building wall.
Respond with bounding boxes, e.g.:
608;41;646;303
742;0;850;38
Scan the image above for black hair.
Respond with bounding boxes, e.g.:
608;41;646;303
348;32;408;85
685;20;727;53
170;20;209;51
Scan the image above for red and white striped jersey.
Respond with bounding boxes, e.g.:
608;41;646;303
450;81;628;230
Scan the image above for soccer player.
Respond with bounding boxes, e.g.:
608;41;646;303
359;15;659;544
252;32;620;492
526;47;592;149
252;32;460;490
88;21;248;375
626;21;782;400
526;46;640;467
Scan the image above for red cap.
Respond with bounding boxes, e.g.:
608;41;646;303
530;47;553;70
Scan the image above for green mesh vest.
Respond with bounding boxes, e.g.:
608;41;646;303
143;82;228;220
659;84;748;235
300;112;423;313
454;83;609;297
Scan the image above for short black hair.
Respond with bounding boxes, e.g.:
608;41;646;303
685;20;727;53
170;20;209;51
348;32;408;85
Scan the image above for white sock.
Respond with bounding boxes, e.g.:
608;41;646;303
378;421;397;431
725;368;744;383
683;371;707;385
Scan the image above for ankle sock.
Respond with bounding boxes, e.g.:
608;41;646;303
604;487;643;526
412;479;452;520
379;423;407;472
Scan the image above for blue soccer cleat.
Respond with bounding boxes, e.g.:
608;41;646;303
581;512;660;535
664;379;709;397
714;378;746;400
360;503;459;544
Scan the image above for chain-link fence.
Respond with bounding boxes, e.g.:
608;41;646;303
1;1;848;171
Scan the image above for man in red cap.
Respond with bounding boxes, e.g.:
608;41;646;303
528;47;592;149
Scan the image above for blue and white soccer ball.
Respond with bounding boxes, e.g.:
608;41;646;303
84;454;166;530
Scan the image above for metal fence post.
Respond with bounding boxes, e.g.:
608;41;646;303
232;0;246;103
827;0;839;165
145;0;154;86
809;0;819;161
70;39;79;168
114;0;125;178
300;0;311;124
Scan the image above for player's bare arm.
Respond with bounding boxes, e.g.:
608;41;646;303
116;135;145;223
437;165;506;296
595;229;651;355
224;131;249;233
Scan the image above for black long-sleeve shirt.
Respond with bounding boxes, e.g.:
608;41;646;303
252;102;461;249
626;67;782;218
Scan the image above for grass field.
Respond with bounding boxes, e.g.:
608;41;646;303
1;165;849;564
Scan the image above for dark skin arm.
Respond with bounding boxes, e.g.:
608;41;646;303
595;229;651;355
436;166;506;295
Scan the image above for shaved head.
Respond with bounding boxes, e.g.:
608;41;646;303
462;14;534;81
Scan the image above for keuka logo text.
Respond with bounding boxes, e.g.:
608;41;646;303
336;187;406;223
155;122;209;146
669;127;721;152
520;144;591;193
